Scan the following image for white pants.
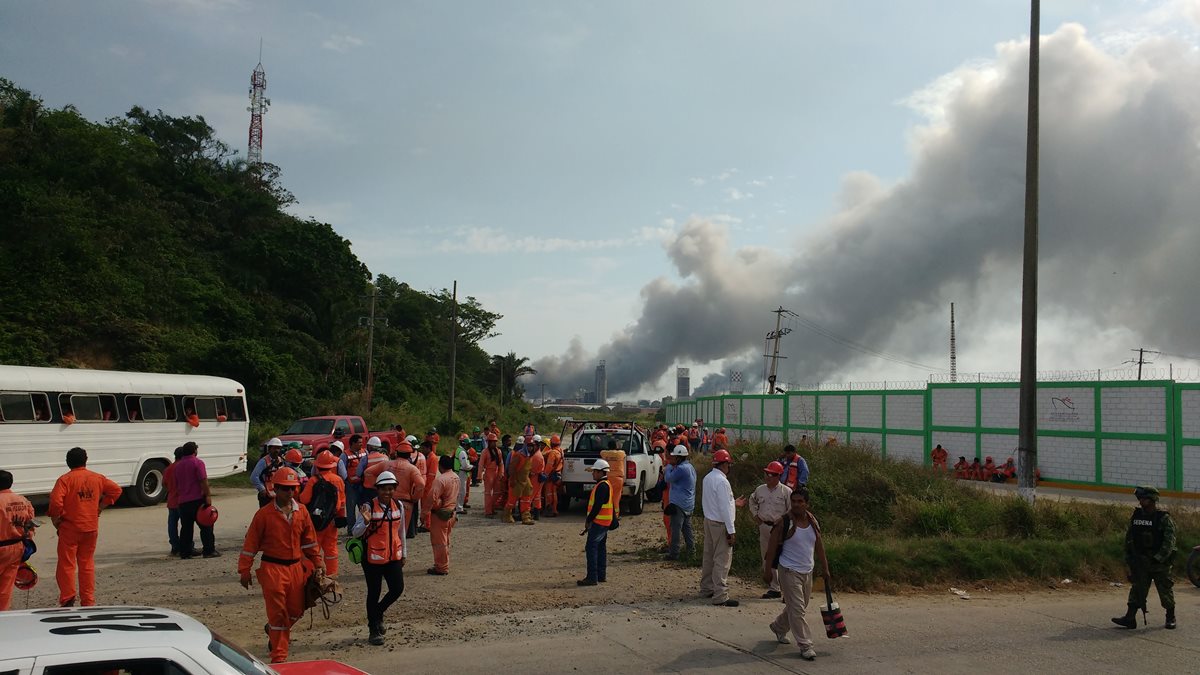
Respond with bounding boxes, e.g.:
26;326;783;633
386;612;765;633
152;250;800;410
456;471;470;509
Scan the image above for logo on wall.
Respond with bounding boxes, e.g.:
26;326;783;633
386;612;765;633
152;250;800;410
1047;396;1080;423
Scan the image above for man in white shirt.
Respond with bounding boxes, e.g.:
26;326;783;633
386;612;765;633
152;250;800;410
750;461;792;599
763;486;832;662
700;449;739;607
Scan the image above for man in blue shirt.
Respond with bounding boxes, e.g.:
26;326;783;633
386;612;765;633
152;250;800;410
250;437;284;507
777;444;809;490
663;444;697;560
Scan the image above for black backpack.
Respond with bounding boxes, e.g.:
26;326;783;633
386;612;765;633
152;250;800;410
307;474;339;532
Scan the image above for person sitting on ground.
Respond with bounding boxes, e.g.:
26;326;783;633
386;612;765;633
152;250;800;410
982;456;997;481
953;456;970;479
968;457;984;481
996;457;1017;483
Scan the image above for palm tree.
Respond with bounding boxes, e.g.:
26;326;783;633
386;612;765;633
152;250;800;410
492;352;536;399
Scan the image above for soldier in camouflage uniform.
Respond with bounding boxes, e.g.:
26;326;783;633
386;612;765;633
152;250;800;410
1112;485;1177;630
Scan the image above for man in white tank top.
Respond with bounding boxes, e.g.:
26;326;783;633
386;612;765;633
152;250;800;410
762;487;831;661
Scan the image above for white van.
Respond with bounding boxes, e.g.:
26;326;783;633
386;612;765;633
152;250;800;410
0;365;249;505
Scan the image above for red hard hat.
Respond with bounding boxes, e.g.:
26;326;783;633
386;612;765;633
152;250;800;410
273;466;301;487
712;449;733;464
550;434;561;445
985;456;993;462
15;562;37;590
458;433;469;441
196;504;219;528
486;432;498;441
315;450;338;469
765;461;784;475
652;439;667;449
284;448;304;464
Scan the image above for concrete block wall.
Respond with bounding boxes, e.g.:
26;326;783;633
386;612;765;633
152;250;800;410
743;399;762;426
981;388;1019;428
850;395;883;428
886;394;924;430
788;395;817;426
1101;439;1167;486
764;398;784;428
723;399;742;426
853;432;882;455
1101;387;1166;435
932;388;975;427
1037;387;1094;432
764;430;784;444
981;434;1018;462
931;431;975;459
827;430;848;445
1183;444;1200;492
1037;436;1095;482
1182;389;1200;438
820;395;848;427
886;434;925;464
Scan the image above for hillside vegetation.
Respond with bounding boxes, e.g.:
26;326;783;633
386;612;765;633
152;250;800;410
0;79;551;440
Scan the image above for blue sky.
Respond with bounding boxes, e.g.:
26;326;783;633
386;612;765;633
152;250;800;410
5;1;1200;399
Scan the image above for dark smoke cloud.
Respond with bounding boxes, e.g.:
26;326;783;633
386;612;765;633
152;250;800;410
537;23;1200;399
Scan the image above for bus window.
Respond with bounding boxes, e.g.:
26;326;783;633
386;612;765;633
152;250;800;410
184;397;220;420
223;397;246;421
0;392;50;423
66;394;119;422
99;395;119;421
128;396;176;422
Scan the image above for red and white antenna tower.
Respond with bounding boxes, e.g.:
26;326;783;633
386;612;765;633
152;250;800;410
246;40;269;166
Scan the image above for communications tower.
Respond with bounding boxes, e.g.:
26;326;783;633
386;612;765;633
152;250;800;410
246;43;269;166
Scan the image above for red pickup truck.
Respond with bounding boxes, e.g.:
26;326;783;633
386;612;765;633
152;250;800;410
274;415;404;460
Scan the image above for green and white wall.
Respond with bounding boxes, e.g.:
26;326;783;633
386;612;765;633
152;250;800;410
666;379;1200;493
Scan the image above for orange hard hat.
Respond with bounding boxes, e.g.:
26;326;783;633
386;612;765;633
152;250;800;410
985;456;993;462
284;448;304;464
458;433;469;441
550;434;561;445
196;504;219;527
712;449;733;464
765;461;784;475
273;466;301;487
315;450;338;469
652;439;667;449
396;440;413;454
15;562;37;590
486;432;498;441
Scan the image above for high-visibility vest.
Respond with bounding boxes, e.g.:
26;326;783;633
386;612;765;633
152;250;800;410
345;450;366;481
587;482;615;527
363;498;405;564
361;452;390;489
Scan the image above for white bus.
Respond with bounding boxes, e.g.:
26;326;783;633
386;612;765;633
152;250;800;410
0;366;249;505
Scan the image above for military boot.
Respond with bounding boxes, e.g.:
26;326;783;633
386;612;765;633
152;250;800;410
501;510;515;524
521;511;535;525
1166;608;1176;630
368;623;384;646
1111;606;1138;629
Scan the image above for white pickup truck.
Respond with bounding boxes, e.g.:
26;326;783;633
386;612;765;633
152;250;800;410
559;420;664;515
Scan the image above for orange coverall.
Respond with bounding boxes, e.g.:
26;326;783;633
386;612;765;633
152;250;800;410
48;467;122;606
387;458;426;532
953;459;970;479
712;432;729;449
298;470;346;577
541;445;563;516
239;500;322;663
481;444;506;516
428;471;460;573
529;448;546;511
931;447;949;470
1;488;36;611
506;450;534;515
421;448;439;529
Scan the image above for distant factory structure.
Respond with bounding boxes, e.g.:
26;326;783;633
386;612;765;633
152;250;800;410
676;367;690;400
594;360;607;406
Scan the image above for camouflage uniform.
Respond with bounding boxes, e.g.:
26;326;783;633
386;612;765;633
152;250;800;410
1114;485;1177;629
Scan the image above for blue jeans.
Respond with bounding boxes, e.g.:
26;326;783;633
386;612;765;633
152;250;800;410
585;523;609;582
668;506;694;558
344;484;362;535
167;507;180;552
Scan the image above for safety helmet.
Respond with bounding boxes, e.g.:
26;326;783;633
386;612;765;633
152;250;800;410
765;461;784;475
375;471;399;487
396;441;413;454
671;445;689;457
985;456;994;462
367;436;382;448
459;433;469;441
315;451;338;469
15;562;37;590
550;434;561;446
427;427;438;434
329;440;344;451
284;448;304;464
653;440;668;449
473;426;481;433
692;422;699;427
1134;485;1160;500
273;467;301;487
533;434;542;443
267;437;283;447
406;435;418;444
591;459;610;473
196;504;219;527
345;537;364;565
712;449;733;464
486;432;498;441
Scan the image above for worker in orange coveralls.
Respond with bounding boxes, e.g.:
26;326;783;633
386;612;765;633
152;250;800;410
481;433;505;518
504;436;535;525
426;455;460;576
953;456;970;479
298;451;346;577
419;439;439;533
541;435;564;517
48;447;122;607
529;435;547;520
712;428;729;450
239;466;323;663
386;441;425;537
982;456;997;481
931;444;949;471
0;469;37;611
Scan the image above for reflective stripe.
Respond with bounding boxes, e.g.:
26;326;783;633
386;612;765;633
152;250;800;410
588;483;614;527
268;625;289;631
240;551;256;557
301;543;317;549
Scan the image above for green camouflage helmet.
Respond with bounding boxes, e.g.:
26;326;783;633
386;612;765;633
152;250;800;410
1134;485;1160;500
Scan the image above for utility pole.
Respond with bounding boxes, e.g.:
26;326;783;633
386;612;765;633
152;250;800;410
447;280;458;424
1125;348;1159;380
950;302;958;383
1016;0;1040;505
539;383;547;408
498;362;504;415
359;284;387;410
764;306;796;395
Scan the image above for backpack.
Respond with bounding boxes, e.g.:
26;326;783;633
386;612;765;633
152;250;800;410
307;474;339;532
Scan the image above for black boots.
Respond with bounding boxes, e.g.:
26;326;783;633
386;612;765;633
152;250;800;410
368;622;384;645
1111;606;1137;629
1166;609;1176;630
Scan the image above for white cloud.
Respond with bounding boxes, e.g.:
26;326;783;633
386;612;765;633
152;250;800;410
689;177;707;186
434;226;629;254
322;34;366;53
724;187;753;201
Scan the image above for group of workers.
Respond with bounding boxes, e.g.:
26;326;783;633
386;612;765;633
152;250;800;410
931;444;1042;483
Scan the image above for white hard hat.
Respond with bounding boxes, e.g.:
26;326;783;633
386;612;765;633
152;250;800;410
330;440;344;451
267;437;283;447
375;471;398;486
591;459;610;473
367;436;382;448
671;445;689;457
692;422;699;427
406;435;418;444
533;434;543;443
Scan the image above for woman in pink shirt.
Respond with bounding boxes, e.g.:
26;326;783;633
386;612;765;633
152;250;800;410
164;447;183;556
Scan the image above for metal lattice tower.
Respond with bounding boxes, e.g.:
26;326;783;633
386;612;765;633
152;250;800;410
246;42;269;166
950;302;958;382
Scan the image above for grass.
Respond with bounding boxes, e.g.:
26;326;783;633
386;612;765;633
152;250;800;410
659;440;1199;591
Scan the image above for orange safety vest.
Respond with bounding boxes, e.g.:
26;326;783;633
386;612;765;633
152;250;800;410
363;497;405;564
361;451;390;489
587;481;615;527
345;450;366;483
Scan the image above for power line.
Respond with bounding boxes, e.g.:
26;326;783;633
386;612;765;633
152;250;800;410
786;313;948;372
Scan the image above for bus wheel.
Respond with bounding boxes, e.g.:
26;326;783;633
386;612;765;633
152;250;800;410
132;460;168;506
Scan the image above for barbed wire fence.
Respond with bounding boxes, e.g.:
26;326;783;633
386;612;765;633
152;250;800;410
777;365;1200;392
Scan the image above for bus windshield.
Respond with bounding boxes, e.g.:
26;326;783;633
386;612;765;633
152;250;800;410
283;419;335;435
